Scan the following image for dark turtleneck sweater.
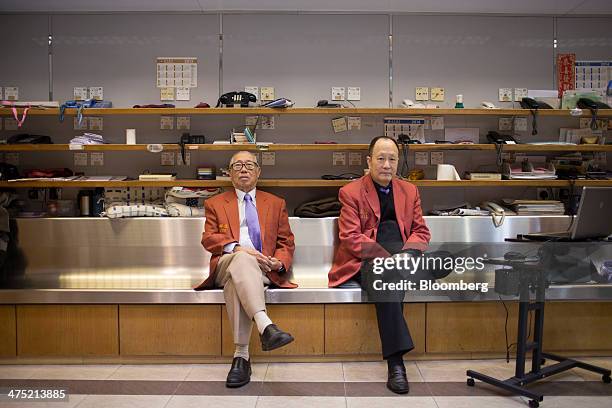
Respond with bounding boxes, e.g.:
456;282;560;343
373;180;403;252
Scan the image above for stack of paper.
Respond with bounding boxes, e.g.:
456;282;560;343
500;199;565;215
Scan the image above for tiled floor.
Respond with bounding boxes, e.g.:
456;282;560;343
0;357;610;407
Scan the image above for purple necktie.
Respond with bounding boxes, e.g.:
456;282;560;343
244;193;262;252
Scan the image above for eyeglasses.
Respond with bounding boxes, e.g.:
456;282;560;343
230;161;259;171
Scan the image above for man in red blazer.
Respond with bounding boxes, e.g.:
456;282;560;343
194;151;296;388
329;136;430;394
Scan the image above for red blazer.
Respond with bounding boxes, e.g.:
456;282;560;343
328;175;431;287
194;190;296;290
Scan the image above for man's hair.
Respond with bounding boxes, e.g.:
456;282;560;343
368;136;400;157
229;151;258;165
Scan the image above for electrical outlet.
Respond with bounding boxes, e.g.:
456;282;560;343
431;116;444;130
4;86;18;101
177;116;191;130
332;117;347;133
415;87;429;101
514;88;528;102
260;116;275;129
245;86;259;99
262;152;276;166
331;87;345;101
73;87;88;101
160;116;174;130
90;152;104;166
415;152;429;165
161;152;175;166
88;117;103;131
498;88;513;102
514;117;528;132
73;117;88;130
176;87;190;101
347;87;361;101
349;152;362;166
89;86;104;100
499;117;513;131
430;87;445;101
160;87;174;101
430;151;444;165
74;152;88;167
176;152;190;166
260;87;275;101
333;152;346;166
347;116;361;130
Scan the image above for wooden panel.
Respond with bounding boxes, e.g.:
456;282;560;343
17;305;118;356
0;306;16;357
221;305;324;356
426;302;519;353
324;303;426;355
543;302;612;351
120;305;221;356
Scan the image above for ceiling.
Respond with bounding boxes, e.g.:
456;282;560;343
1;0;612;15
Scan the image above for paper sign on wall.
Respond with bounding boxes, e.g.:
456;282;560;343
557;53;576;98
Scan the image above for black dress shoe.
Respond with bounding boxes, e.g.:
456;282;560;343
387;365;409;394
260;324;294;351
226;357;251;388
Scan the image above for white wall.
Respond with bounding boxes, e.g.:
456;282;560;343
0;13;610;212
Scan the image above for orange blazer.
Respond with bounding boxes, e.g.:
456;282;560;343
194;190;296;290
328;175;431;287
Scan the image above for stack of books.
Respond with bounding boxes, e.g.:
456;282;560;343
500;199;565;215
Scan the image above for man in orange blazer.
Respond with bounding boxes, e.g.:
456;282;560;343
329;136;430;394
194;151;296;388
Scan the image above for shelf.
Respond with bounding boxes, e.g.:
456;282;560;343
1;179;610;188
1;143;611;153
2;107;611;117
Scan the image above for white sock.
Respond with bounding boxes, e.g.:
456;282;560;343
234;344;249;360
254;310;273;334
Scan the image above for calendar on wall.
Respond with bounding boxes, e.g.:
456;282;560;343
383;117;426;143
575;61;611;90
156;57;198;88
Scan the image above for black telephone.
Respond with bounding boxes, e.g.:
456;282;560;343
577;98;611;131
576;98;611;110
519;97;553;110
179;133;206;164
519;97;552;135
397;134;421;144
316;100;342;108
487;131;518;144
216;91;257;107
7;133;52;144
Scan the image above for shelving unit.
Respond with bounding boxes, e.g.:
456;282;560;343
1;106;609;190
1;179;610;189
0;143;610;153
1;107;612;117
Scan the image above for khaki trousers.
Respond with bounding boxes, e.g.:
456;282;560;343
215;251;270;345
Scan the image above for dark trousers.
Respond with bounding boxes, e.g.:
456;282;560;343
354;272;414;359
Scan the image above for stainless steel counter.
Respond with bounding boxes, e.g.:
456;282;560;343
1;215;610;303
